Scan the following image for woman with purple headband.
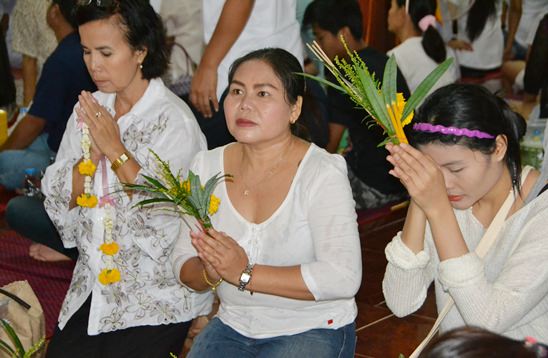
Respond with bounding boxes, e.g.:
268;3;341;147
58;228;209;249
382;84;548;343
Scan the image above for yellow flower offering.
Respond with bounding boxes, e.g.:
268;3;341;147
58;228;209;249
99;242;119;256
98;268;121;285
78;159;96;176
76;193;98;208
208;194;221;215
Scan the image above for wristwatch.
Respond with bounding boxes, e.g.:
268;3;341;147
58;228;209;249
238;263;254;292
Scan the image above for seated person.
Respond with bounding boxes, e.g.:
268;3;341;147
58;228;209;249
42;1;208;356
171;48;362;358
383;84;548;342
387;0;459;94
447;0;503;80
0;0;95;190
303;0;410;209
4;0;95;262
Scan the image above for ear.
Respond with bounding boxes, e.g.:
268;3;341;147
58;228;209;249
289;96;303;124
338;26;352;41
136;47;148;64
493;134;508;162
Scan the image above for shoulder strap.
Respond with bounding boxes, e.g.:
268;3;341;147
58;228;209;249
409;181;520;358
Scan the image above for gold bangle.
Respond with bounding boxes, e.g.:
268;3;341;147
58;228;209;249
111;152;131;171
202;269;223;292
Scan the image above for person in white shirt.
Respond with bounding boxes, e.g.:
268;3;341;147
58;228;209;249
448;0;504;77
42;1;208;357
387;0;459;94
189;0;304;149
382;84;548;342
171;48;361;358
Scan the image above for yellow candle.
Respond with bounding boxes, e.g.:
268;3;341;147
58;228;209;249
0;110;7;146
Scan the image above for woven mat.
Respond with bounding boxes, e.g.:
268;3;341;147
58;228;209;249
0;230;74;338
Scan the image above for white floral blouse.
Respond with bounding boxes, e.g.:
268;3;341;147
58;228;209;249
42;79;211;335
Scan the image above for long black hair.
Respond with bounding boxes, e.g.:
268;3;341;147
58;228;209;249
409;84;526;192
74;0;168;79
465;0;497;42
396;0;446;63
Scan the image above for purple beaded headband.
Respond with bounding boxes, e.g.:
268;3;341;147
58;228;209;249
412;123;495;139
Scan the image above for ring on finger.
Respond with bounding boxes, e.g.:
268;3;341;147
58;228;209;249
95;111;102;118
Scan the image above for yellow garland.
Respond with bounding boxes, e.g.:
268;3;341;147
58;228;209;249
99;242;119;256
79;121;120;285
208;194;221;215
76;193;98;208
98;268;121;285
78;159;97;176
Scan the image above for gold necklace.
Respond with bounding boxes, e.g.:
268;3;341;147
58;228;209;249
239;140;294;197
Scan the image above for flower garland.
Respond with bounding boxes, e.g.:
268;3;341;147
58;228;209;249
78;122;121;285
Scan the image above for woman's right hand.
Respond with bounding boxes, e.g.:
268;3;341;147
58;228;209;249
190;64;219;118
386;143;451;218
448;39;473;51
191;231;221;281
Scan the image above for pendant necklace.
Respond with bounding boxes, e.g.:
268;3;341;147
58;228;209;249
239;140;294;197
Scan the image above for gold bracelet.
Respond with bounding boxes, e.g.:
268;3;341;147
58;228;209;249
202;269;223;292
111;152;131;171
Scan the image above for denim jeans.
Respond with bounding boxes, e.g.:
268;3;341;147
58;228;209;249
6;195;78;260
188;318;356;358
0;133;54;190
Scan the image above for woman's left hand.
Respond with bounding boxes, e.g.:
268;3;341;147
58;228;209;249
386;143;449;216
191;228;248;285
78;91;124;158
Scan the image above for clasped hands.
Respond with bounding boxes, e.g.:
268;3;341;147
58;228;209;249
191;228;249;287
75;91;124;162
386;143;451;216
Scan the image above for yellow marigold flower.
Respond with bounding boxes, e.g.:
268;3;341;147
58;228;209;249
78;159;96;176
99;242;119;256
208;194;220;215
76;193;98;208
387;93;413;127
98;268;121;285
181;179;190;193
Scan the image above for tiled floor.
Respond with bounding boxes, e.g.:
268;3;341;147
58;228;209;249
0;197;437;358
355;208;437;358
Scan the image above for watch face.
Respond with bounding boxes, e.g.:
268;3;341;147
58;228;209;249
240;272;251;284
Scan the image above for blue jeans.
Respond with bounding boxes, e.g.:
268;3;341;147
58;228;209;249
0;133;54;190
188;318;356;358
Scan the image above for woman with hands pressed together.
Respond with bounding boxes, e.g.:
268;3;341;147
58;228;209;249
382;84;548;341
42;1;207;357
171;48;361;357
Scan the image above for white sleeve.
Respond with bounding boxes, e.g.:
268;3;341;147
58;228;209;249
382;231;435;317
299;154;362;301
41;111;83;249
438;212;548;332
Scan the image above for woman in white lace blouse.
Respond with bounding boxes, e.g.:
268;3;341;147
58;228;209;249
171;48;362;358
382;84;548;342
42;1;208;357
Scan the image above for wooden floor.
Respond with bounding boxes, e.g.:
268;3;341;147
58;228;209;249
0;202;437;358
354;207;436;358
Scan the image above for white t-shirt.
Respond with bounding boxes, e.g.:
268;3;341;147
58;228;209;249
455;0;504;70
203;0;305;98
388;37;460;94
171;143;362;338
515;0;548;47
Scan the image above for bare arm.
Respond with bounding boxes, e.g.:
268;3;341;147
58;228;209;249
504;0;522;61
190;0;254;117
21;55;37;106
326;122;346;153
0;114;45;151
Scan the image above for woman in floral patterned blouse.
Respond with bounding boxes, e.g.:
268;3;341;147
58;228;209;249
42;1;209;357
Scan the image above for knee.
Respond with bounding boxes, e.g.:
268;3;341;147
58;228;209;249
5;196;32;230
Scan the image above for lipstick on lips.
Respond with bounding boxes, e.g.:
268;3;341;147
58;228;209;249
235;118;256;127
448;195;463;202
